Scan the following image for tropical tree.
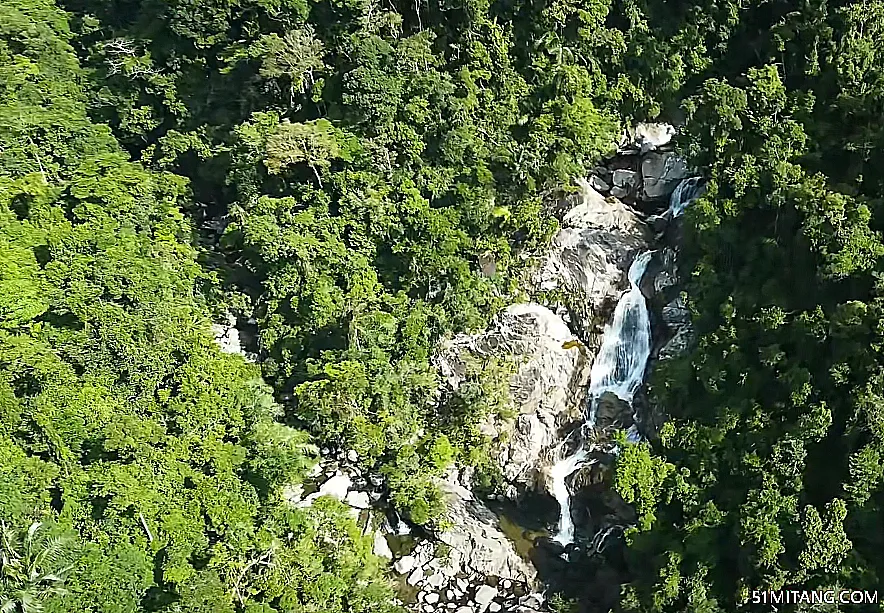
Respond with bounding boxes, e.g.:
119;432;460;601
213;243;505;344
0;522;73;613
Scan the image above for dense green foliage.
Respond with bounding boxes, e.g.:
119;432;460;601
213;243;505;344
53;0;645;522
610;2;884;612
6;0;884;610
0;1;399;610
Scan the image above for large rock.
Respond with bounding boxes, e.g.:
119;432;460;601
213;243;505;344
651;248;679;296
535;178;649;321
658;318;694;360
434;479;537;585
475;585;499;612
619;122;676;154
641;152;689;200
661;295;690;327
633;123;676;152
211;311;258;361
437;303;590;491
374;531;393;559
436;180;651;494
295;472;352;507
650;248;695;362
212;312;246;356
611;169;637;190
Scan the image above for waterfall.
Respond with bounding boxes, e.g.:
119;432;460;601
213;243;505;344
550;251;653;545
549;448;591;545
586;250;653;420
667;177;704;218
550;178;702;546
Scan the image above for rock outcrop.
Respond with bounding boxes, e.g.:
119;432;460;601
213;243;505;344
595;122;692;208
211;311;258;361
641;153;689;200
534;179;649;327
437;176;656;500
619;122;677;154
437;303;590;493
211;312;247;356
384;476;546;612
434;478;537;585
650;242;696;362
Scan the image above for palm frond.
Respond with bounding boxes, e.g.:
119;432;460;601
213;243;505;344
0;597;18;613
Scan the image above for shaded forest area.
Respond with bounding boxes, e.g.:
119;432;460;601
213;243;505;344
1;0;884;611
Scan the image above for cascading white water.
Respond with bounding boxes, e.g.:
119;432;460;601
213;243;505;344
668;177;704;218
549;177;703;546
549;448;591;545
551;251;653;545
586;250;653;420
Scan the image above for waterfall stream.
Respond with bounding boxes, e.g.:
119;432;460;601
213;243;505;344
550;178;703;546
667;177;704;218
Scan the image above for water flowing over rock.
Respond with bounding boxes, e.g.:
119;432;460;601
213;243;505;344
587;251;653;414
651;181;703;362
542;170;705;546
436;179;653;498
549;250;654;544
534;178;648;330
667;176;705;218
549;448;592;544
436;303;591;492
600;122;705;210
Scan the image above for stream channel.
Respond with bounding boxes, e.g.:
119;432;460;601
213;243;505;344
485;176;705;609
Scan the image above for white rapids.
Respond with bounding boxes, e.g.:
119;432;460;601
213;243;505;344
549;178;702;546
667;176;704;218
549;447;592;545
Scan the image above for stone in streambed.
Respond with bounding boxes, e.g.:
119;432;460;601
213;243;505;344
394;555;417;575
474;585;498;612
373;531;393;559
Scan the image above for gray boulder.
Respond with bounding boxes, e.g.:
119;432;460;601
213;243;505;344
436;179;651;495
641;153;689;200
433;478;537;586
436;303;590;492
535;178;649;322
618;122;676;154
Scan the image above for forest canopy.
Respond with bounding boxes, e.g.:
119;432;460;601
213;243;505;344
2;0;884;611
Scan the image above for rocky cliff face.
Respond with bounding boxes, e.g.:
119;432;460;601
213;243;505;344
534;178;649;334
436;122;697;502
438;303;590;494
415;124;700;613
437;178;653;500
218;124;700;613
